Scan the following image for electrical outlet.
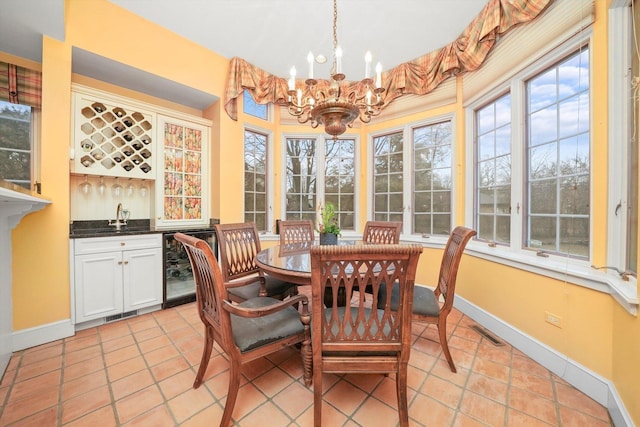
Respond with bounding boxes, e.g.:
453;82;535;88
545;311;562;328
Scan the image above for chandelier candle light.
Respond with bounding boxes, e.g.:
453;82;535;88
286;0;385;140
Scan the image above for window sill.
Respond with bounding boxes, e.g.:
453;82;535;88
402;235;638;316
261;232;638;315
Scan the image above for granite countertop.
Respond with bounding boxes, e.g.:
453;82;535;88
69;219;217;238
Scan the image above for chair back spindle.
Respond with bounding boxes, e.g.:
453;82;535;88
279;220;315;245
362;221;402;244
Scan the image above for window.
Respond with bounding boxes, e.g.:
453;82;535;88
413;121;453;235
0;100;33;189
243;91;268;120
285;138;317;221
284;136;356;231
526;48;590;257
372;120;453;236
324;138;356;230
373;131;404;223
475;94;512;244
244;129;268;230
471;45;590;259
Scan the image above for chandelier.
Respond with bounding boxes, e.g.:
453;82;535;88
286;0;385;140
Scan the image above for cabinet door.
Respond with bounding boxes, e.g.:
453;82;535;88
155;115;210;227
123;247;163;311
74;252;123;323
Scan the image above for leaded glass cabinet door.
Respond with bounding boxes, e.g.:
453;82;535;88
155;115;210;228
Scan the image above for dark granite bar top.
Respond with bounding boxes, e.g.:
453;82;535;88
69;219;217;238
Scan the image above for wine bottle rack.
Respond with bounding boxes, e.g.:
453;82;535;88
72;92;155;178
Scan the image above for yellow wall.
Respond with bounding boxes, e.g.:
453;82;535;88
5;0;640;423
10;0;232;330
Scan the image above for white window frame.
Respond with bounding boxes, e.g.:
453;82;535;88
281;133;360;236
608;1;634;274
0;101;40;191
464;28;637;314
243;125;274;233
368;114;456;239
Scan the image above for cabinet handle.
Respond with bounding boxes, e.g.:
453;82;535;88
123;261;129;265
120;242;125;246
118;261;123;265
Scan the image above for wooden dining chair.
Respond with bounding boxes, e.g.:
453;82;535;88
310;244;423;427
174;233;311;427
278;219;315;245
363;220;402;244
215;222;298;303
379;226;476;373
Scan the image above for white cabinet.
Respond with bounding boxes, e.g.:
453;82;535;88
73;234;162;324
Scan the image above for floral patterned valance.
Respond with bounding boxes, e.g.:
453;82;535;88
0;62;42;109
224;0;553;120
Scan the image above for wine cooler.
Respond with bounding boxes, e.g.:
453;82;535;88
162;228;217;308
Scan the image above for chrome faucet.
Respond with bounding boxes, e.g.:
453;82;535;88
108;202;126;231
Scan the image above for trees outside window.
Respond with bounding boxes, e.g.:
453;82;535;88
244;129;268;231
526;48;590;257
0;100;32;189
476;94;512;244
373;120;453;236
285;136;356;231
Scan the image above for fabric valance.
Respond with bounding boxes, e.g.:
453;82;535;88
0;62;42;109
224;0;553;121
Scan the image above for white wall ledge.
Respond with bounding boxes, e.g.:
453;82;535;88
402;234;638;315
260;231;638;315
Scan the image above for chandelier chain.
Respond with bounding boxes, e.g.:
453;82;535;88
333;0;338;51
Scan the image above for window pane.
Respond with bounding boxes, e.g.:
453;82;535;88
324;138;355;231
530;179;557;214
530;216;557;250
527;48;589;257
529;106;558;146
243;91;268;120
495;215;511;243
285;138;317;219
530;142;557;179
560;176;589;215
559;217;589;257
243;130;268;230
475;94;511;243
0;100;32;188
413;122;452;235
373;132;403;222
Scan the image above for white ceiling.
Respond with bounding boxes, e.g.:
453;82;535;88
0;0;489;109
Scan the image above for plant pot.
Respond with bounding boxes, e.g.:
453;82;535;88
319;232;338;245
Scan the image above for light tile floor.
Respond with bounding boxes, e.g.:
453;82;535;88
0;301;613;426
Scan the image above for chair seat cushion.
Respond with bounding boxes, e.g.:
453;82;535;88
231;297;304;352
378;282;440;317
227;275;296;300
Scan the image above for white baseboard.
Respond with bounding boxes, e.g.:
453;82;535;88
454;296;633;427
12;319;75;352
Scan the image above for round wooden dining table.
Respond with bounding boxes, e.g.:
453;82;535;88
255;242;314;285
256;241;362;306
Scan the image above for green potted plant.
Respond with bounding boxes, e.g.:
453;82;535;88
316;202;341;245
